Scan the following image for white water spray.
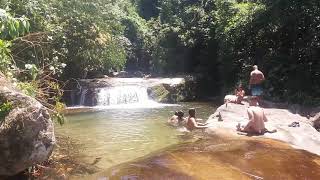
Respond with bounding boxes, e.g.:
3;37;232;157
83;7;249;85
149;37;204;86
96;86;149;106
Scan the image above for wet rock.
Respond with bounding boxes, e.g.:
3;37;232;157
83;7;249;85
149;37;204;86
147;77;197;103
147;84;170;103
312;112;320;131
110;71;146;78
0;73;55;176
93;138;320;180
206;100;320;155
112;71;128;78
81;88;97;106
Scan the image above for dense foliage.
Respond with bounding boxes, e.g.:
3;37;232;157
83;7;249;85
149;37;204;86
0;101;12;121
134;0;320;105
0;0;319;105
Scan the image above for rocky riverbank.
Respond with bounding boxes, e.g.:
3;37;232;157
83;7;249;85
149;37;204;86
21;98;320;179
88;100;320;180
0;73;55;176
206;99;320;155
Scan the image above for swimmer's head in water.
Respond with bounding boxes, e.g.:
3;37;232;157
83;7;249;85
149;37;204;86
174;111;179;116
188;108;196;117
177;110;184;118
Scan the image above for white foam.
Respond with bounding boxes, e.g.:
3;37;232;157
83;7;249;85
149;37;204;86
67;101;179;110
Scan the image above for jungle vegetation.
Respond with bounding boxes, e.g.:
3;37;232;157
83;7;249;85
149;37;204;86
0;0;319;105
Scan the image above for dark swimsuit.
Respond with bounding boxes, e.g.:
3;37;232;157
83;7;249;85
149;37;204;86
251;84;263;96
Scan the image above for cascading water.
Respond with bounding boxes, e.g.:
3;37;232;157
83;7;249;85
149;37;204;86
79;88;88;106
69;78;183;108
97;86;149;106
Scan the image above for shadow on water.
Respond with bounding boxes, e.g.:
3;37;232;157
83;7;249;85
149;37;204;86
91;136;320;180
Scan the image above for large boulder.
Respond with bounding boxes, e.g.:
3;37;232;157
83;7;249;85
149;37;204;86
147;77;197;103
0;73;55;176
147;84;171;103
206;100;320;155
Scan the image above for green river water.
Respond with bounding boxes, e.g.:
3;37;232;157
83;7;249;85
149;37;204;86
56;102;216;171
53;101;320;180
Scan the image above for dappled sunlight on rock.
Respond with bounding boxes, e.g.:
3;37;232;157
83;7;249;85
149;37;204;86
92;137;320;180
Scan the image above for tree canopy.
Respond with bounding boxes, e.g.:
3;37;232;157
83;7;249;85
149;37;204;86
0;0;319;105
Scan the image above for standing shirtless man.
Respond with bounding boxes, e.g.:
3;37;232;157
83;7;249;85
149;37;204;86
249;65;265;103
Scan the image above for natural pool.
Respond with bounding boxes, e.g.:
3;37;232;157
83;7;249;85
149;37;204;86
56;102;217;172
53;101;320;180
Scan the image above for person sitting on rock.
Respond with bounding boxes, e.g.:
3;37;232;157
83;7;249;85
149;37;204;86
186;108;209;131
224;85;245;107
168;110;186;126
234;85;245;104
236;97;276;135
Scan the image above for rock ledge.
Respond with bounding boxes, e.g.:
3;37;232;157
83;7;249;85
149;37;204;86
206;101;320;155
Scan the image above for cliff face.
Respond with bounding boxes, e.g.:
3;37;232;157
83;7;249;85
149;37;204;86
206;100;320;155
0;73;55;176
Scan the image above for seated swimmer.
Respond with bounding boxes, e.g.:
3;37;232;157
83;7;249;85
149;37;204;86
234;85;245;104
224;85;245;106
236;97;276;135
186;108;209;131
168;110;186;126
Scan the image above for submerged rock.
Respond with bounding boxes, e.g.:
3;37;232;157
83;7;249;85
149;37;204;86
0;73;55;176
206;100;320;155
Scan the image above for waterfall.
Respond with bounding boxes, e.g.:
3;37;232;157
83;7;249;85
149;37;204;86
69;78;182;108
79;89;88;106
97;86;149;106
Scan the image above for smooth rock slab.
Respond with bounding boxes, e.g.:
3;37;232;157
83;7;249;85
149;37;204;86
206;101;320;155
0;74;55;176
92;138;320;180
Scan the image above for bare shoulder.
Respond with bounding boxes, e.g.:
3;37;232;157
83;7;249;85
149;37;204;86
189;117;196;122
190;117;196;121
257;70;264;74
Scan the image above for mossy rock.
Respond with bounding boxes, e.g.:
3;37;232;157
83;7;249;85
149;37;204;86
147;80;197;103
147;84;171;103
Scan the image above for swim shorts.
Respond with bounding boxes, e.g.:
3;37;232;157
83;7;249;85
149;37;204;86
251;84;263;96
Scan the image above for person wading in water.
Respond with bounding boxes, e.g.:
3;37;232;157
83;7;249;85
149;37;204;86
186;108;209;131
168;110;186;126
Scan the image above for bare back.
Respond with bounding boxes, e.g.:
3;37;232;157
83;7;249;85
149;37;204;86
250;70;265;85
186;117;197;131
247;107;267;133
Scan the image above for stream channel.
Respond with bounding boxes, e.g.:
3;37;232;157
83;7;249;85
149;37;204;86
57;102;216;171
52;79;320;180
